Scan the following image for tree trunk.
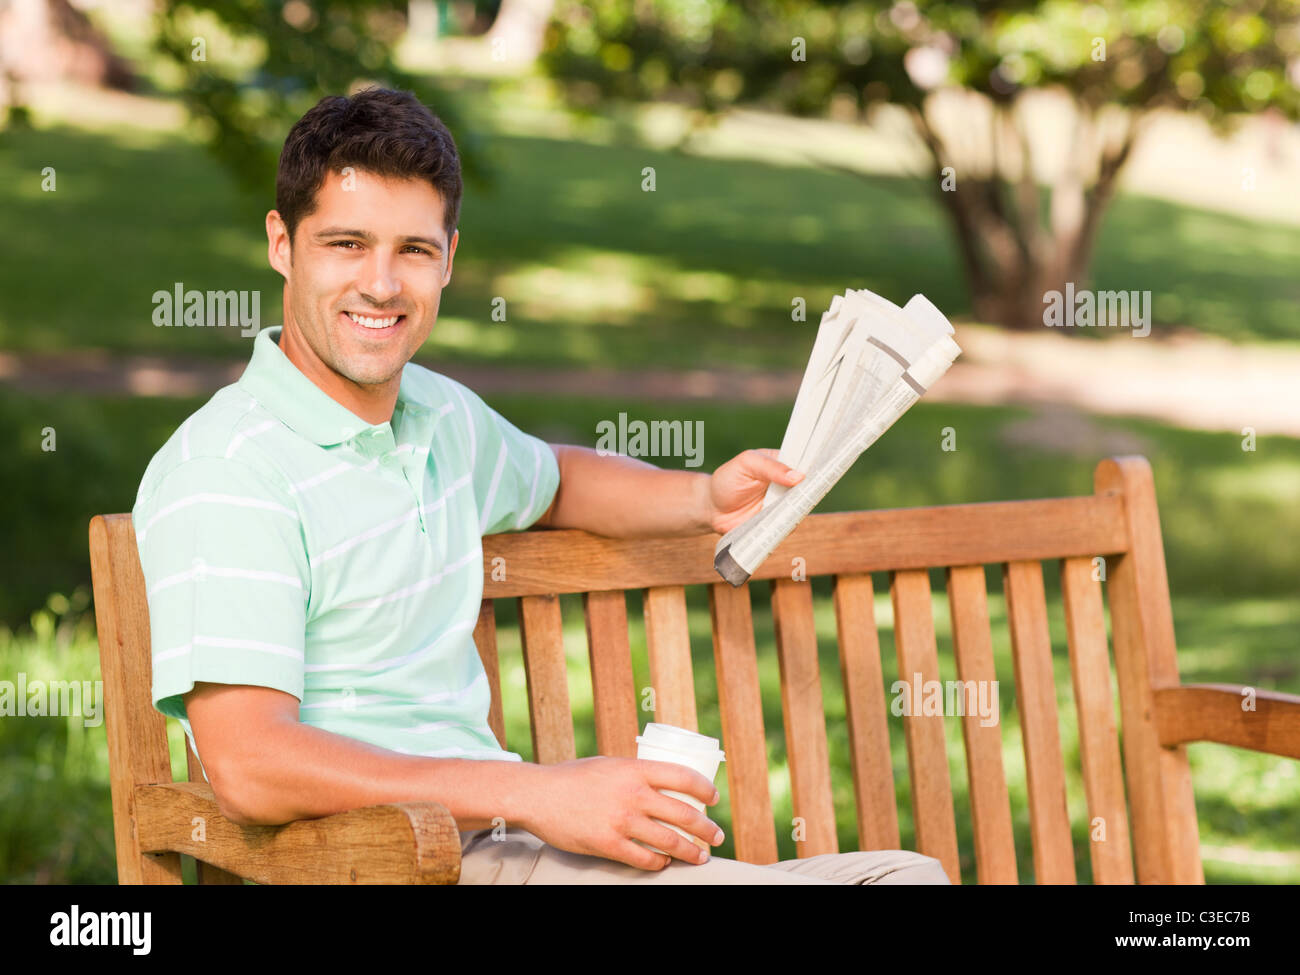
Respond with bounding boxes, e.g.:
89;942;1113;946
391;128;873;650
0;0;134;90
911;94;1145;331
485;0;556;64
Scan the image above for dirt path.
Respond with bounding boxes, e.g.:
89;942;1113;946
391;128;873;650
2;324;1297;438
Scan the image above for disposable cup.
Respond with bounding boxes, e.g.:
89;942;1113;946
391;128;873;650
634;723;725;856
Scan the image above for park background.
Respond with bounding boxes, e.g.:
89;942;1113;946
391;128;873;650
1;0;1297;884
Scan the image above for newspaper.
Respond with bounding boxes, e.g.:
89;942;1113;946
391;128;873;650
713;289;962;586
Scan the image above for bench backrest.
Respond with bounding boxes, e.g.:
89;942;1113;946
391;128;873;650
471;455;1204;884
90;454;1204;884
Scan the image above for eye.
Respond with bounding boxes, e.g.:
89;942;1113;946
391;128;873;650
404;246;434;256
331;240;360;250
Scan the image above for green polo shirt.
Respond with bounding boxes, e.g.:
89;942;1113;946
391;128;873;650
132;325;559;770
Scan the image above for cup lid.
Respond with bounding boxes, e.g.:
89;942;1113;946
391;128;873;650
636;722;725;761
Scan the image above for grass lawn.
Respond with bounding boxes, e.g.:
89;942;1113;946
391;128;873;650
2;93;1300;369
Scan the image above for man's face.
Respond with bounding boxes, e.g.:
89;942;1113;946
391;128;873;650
266;169;458;397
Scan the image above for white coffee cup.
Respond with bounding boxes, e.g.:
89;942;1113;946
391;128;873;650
634;722;726;855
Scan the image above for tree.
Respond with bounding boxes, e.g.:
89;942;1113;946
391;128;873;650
537;0;1300;330
152;1;496;203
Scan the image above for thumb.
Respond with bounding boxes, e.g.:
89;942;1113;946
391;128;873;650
751;448;803;484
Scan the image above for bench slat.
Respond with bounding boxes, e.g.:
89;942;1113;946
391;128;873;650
642;585;699;732
946;565;1018;884
1061;557;1135;884
583;590;639;759
890;569;962;884
708;582;779;864
483;496;1129;597
831;573;901;851
1004;560;1076;883
770;578;838;856
473;599;507;751
518;594;576;764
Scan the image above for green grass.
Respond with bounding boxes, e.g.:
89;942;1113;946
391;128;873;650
3;94;1300;369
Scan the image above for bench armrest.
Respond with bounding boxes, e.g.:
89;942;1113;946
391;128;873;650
134;782;462;884
1155;684;1300;760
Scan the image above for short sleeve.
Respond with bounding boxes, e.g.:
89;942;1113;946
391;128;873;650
446;381;560;536
131;456;309;722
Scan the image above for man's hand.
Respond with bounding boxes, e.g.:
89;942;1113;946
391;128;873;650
705;448;804;535
519;756;725;870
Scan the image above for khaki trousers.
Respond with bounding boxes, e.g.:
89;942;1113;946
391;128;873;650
456;827;952;885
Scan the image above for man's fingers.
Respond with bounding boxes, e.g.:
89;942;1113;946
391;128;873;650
630;815;710;865
610;837;671;871
638;759;719;805
749;448;803;484
641;790;724;849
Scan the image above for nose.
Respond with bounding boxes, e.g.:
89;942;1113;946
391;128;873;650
358;250;402;307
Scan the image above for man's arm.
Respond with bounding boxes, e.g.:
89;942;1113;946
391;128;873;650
189;683;727;870
534;444;802;537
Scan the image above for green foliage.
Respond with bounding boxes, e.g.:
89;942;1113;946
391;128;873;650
541;0;1300;123
151;1;497;202
0;594;116;884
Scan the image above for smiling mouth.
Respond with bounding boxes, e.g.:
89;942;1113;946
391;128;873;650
343;310;406;330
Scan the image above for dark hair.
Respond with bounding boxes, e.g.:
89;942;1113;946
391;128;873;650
275;87;462;248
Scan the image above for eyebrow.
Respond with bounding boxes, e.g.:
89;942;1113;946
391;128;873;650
313;227;444;253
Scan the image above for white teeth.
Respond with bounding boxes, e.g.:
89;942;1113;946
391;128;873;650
347;312;400;329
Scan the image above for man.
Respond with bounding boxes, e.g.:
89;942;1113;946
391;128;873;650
132;87;949;885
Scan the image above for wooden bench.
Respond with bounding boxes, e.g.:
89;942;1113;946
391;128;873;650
89;455;1300;884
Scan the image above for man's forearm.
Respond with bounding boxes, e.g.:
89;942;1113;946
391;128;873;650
207;717;545;831
542;444;712;537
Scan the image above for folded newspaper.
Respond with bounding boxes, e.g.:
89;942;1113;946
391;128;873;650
713;288;962;586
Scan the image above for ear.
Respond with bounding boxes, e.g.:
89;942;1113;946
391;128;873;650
442;227;459;287
266;210;292;280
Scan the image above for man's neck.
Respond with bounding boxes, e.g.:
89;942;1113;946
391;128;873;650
276;324;399;426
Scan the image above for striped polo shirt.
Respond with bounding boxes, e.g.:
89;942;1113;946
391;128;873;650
131;325;559;771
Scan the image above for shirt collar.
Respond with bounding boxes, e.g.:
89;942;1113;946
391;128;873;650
238;326;432;447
